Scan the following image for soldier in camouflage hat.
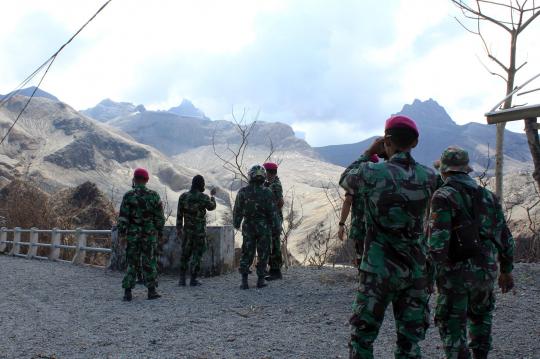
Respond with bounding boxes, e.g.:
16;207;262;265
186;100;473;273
117;168;165;301
428;146;515;359
233;165;280;289
177;175;217;287
340;115;438;358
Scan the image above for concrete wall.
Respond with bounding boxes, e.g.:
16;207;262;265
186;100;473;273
110;225;235;277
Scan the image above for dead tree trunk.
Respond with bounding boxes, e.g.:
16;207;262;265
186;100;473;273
524;118;540;190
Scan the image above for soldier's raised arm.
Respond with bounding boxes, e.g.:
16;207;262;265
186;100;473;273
205;192;217;211
339;138;383;193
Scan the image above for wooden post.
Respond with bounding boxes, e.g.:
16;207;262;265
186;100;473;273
524;117;540;190
72;228;87;265
28;228;39;259
49;228;61;261
0;227;7;252
9;227;21;256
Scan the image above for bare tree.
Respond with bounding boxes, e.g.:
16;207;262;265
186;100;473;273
280;187;304;268
211;107;277;225
451;0;540;198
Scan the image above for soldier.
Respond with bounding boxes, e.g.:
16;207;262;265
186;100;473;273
338;154;380;272
339;115;438;359
233;165;279;289
117;168;165;301
428;146;515;359
263;162;284;280
176;175;217;287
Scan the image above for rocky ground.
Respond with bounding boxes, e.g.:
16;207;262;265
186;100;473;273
0;255;538;359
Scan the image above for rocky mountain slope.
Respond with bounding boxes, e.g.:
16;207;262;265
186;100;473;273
82;99;313;156
0;93;229;224
315;99;531;173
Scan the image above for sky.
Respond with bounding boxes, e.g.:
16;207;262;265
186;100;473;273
0;0;539;146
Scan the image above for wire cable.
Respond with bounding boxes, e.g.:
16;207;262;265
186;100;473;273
0;0;113;145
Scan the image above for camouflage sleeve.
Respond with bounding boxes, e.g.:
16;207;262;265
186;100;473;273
154;194;165;234
232;190;244;229
116;193;130;234
339;154;371;193
274;182;284;209
427;191;453;267
269;192;281;233
493;195;515;274
176;195;184;230
205;194;217;211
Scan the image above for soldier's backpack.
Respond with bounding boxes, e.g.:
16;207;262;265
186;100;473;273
445;181;484;263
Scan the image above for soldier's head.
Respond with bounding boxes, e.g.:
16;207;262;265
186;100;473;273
133;167;149;186
383;115;419;158
192;175;205;192
439;146;473;179
248;165;266;185
263;162;278;180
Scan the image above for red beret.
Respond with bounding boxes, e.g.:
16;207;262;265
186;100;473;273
385;115;419;137
263;162;278;170
133;167;149;181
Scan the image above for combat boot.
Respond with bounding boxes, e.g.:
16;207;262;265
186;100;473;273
123;288;132;301
190;273;202;286
178;272;186;286
472;349;488;359
257;276;267;288
265;269;282;281
240;273;249;290
147;286;161;300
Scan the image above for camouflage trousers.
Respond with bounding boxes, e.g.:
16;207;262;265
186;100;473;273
239;221;271;277
268;231;282;270
434;283;495;358
350;272;430;359
122;235;158;289
179;233;207;276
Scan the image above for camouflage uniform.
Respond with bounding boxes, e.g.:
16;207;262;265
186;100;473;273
264;176;284;270
428;147;514;359
340;151;438;359
177;189;216;277
118;184;165;289
233;180;279;278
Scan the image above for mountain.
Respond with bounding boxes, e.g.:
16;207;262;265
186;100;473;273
168;99;207;119
83;99;313;156
0;93;231;224
315;99;532;172
0;86;59;102
80;99;141;122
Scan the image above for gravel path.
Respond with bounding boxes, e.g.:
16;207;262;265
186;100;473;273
0;255;538;359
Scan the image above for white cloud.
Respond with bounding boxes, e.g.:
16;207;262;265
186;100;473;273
1;0;539;145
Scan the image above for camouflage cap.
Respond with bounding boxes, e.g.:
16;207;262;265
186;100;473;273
439;146;473;173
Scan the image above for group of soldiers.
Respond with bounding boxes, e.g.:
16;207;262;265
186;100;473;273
338;115;515;359
116;114;515;359
116;163;285;300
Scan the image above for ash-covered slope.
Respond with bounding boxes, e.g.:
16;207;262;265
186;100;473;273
315;99;531;172
83;99;314;156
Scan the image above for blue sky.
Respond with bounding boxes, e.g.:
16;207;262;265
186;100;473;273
0;0;538;146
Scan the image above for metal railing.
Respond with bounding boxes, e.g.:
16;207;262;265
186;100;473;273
0;227;112;267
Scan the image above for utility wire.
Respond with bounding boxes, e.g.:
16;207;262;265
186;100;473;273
0;0;113;145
